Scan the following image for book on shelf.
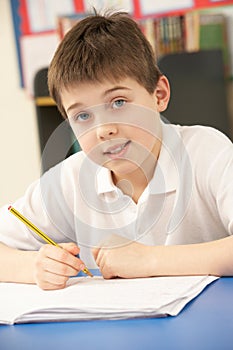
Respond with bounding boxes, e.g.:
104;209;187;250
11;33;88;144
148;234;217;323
184;11;200;52
141;10;230;75
199;12;229;74
139;15;185;59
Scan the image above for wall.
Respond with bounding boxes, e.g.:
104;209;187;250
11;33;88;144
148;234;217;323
0;0;41;206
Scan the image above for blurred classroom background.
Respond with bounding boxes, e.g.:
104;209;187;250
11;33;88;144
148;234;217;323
0;0;233;206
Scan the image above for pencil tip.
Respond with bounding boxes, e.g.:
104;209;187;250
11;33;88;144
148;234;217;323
83;267;93;277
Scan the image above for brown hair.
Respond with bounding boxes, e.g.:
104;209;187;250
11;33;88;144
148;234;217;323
48;10;162;118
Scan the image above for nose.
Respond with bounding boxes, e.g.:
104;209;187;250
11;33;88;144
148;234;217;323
96;123;118;140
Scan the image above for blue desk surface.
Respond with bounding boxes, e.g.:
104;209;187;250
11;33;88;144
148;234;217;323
1;277;233;350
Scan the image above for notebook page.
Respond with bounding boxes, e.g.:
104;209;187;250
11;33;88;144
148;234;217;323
0;275;218;324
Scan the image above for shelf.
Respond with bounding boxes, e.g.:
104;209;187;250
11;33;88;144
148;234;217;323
35;96;56;106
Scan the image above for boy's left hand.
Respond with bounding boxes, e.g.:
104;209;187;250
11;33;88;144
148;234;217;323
92;234;153;279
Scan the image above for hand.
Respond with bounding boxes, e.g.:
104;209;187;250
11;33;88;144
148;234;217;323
34;242;85;290
92;234;153;279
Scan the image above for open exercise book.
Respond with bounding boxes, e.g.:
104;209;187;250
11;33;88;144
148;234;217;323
0;275;218;325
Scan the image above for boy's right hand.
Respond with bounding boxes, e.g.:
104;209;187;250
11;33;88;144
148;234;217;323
34;242;85;290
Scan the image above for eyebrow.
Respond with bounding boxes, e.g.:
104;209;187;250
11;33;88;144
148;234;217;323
102;86;132;98
67;102;85;114
67;86;132;113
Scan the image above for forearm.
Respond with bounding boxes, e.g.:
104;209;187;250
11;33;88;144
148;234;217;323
0;242;37;284
148;235;233;277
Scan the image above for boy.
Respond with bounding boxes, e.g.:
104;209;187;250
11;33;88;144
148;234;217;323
0;11;232;290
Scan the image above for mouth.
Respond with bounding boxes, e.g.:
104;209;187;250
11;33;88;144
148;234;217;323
103;140;131;158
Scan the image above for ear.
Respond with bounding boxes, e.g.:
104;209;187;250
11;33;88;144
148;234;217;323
154;75;170;112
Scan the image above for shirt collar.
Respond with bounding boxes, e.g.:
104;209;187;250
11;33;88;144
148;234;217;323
96;120;182;195
96;167;116;195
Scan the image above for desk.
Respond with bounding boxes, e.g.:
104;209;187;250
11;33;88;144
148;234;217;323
0;277;233;350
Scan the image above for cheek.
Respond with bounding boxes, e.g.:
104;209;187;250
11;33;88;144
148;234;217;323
78;132;96;153
125;125;159;150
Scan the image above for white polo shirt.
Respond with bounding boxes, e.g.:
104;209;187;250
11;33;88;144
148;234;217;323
0;121;232;268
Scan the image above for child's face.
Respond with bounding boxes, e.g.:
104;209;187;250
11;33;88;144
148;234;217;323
61;76;170;177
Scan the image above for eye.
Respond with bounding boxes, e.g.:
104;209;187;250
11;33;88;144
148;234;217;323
74;112;91;122
112;99;126;109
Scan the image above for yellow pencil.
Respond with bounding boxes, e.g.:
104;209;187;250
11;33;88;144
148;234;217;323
8;206;93;277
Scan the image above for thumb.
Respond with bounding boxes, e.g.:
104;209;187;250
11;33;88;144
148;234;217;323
59;242;80;256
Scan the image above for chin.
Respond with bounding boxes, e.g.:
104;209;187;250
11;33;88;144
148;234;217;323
104;158;139;175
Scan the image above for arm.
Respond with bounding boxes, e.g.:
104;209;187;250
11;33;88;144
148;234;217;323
92;234;233;279
0;242;85;289
0;242;37;284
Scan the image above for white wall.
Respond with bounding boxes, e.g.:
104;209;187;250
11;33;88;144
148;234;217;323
0;0;41;206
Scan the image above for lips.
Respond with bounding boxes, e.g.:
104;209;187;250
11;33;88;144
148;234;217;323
103;140;131;157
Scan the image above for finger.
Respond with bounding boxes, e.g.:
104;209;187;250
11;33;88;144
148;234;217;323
99;257;116;280
93;248;115;279
56;244;86;271
101;268;115;280
92;246;101;261
94;247;105;267
59;242;80;256
35;270;69;290
41;245;83;271
40;256;80;277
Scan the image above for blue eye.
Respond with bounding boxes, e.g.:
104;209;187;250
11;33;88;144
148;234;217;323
75;112;91;122
112;99;126;109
